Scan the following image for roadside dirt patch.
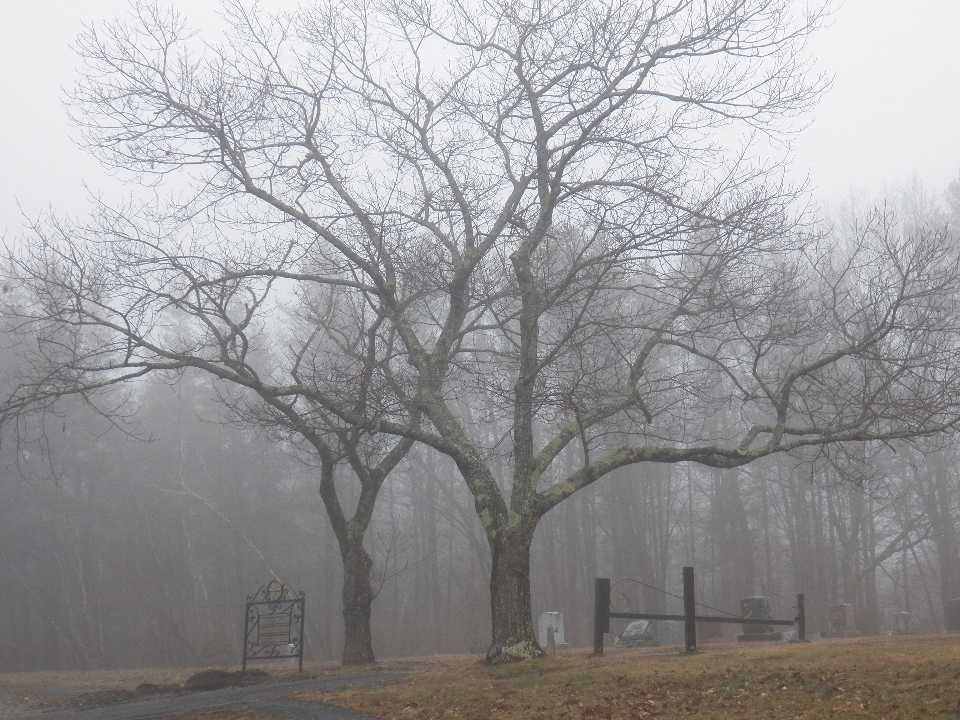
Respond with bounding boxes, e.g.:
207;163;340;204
184;669;270;692
65;689;140;712
0;660;431;717
64;682;186;712
43;669;270;712
0;696;36;718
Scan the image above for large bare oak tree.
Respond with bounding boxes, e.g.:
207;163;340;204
6;0;960;663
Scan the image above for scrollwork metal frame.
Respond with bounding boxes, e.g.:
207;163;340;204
242;581;305;672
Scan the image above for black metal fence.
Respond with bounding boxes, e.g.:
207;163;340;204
593;566;805;654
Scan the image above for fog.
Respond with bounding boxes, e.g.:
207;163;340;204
3;0;960;228
1;0;960;672
4;371;959;668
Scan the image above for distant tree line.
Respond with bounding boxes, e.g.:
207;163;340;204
2;339;960;670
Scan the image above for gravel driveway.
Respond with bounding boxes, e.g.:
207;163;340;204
5;670;416;720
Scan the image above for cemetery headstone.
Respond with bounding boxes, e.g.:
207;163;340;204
735;596;783;642
538;612;567;650
614;619;658;648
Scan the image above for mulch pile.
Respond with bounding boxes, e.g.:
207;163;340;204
182;669;270;691
65;669;269;711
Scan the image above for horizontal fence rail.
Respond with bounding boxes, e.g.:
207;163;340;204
594;567;805;654
608;612;797;625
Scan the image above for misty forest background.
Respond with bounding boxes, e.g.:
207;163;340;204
3;179;960;671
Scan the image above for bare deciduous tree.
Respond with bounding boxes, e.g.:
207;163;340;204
3;214;417;665
6;0;960;664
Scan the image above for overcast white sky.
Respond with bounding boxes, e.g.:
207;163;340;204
1;0;958;236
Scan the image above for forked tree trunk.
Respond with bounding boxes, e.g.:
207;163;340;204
314;450;381;666
486;525;542;663
340;542;376;665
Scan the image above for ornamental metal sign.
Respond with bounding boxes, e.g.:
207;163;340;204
242;580;305;672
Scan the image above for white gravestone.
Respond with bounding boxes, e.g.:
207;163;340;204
538;611;565;647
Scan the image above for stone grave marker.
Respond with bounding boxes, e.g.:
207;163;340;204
735;596;783;642
538;612;566;651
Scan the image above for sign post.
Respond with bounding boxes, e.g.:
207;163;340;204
242;581;305;672
682;566;696;653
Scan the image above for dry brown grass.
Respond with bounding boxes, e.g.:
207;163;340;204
4;636;960;719
167;710;285;720
309;635;960;719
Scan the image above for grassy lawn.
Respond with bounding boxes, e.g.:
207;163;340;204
307;635;960;719
2;635;959;718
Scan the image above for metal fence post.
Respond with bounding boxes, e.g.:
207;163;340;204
682;566;697;653
242;598;250;672
796;593;806;642
299;595;305;672
594;578;611;655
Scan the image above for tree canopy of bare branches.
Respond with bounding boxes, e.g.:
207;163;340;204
6;0;960;663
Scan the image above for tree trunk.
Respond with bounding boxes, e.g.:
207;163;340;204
860;495;880;635
922;451;960;610
340;542;376;665
313;445;385;666
486;525;541;663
